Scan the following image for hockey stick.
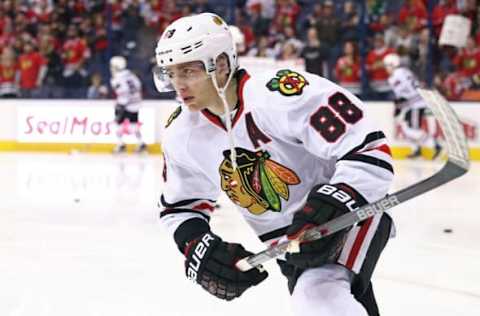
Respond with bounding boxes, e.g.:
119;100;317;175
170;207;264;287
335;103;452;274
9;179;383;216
236;89;470;272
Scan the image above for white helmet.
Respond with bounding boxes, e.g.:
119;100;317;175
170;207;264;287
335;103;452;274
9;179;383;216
383;53;400;71
154;13;237;92
110;56;127;74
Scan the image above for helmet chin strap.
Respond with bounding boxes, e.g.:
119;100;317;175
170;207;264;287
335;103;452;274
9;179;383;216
210;68;238;170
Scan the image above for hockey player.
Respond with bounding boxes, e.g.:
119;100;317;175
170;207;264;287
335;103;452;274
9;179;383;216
110;56;147;153
155;13;394;316
383;53;442;159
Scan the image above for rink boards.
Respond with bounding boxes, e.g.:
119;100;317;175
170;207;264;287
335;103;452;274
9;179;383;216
0;99;478;160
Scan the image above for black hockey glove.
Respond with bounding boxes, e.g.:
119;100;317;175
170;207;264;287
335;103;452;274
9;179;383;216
184;232;268;301
285;183;365;269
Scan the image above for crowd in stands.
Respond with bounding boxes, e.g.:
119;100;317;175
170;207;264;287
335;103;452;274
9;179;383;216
0;0;479;101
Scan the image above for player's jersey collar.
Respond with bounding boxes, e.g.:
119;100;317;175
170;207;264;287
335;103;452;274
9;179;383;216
201;69;250;131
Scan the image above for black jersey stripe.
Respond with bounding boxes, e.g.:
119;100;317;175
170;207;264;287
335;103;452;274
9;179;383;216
339;153;394;174
342;131;387;158
160;195;215;208
159;208;211;221
259;226;289;242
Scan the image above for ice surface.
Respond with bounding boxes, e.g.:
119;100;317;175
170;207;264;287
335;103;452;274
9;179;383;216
0;153;479;316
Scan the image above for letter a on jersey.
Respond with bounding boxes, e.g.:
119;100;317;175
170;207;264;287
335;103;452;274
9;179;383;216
219;148;300;215
266;69;309;96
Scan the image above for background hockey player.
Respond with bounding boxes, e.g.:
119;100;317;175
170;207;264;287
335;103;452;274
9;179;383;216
110;56;146;153
383;53;442;159
155;13;394;316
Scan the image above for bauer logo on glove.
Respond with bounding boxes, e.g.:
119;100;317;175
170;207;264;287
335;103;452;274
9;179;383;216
285;183;366;268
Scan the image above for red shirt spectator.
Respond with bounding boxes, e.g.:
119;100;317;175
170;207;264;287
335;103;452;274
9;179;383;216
336;57;360;84
366;35;395;93
158;0;181;33
32;0;53;24
398;0;427;31
366;36;395;82
93;14;108;52
335;41;361;94
442;72;471;100
110;1;124;31
432;0;458;36
0;61;17;77
18;43;47;89
0;11;12;36
0;31;14;54
62;26;90;68
0;48;19;96
273;0;300;34
0;62;18;84
453;38;480;77
336;57;360;81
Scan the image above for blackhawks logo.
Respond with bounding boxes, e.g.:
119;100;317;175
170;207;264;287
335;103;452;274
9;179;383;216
219;148;300;215
266;69;309;96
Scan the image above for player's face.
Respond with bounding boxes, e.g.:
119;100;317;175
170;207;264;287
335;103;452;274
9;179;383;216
165;61;218;111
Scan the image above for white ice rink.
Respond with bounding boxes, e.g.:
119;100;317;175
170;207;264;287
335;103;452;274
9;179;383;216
1;152;479;316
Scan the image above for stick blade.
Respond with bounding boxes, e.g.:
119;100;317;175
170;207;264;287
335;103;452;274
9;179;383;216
417;89;470;172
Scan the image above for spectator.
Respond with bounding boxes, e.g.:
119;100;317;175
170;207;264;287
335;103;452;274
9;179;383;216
0;47;19;98
453;37;480;78
61;24;90;98
437;71;473;100
432;0;458;37
38;33;63;98
390;25;417;67
365;33;396;99
109;0;124;54
32;0;54;24
340;1;359;42
246;0;275;21
273;25;303;57
0;16;14;54
247;2;271;38
123;2;143;52
367;0;387;35
300;27;327;77
158;0;182;34
18;41;47;98
0;8;13;40
235;8;256;52
90;13;108;79
398;0;427;32
302;2;322;30
277;41;299;61
272;0;300;35
411;27;431;83
313;0;341;79
192;0;215;14
87;72;108;99
335;41;361;96
247;35;276;58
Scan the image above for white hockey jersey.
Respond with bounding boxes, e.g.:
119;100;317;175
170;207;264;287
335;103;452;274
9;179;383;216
110;69;142;112
159;69;394;268
387;67;426;110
